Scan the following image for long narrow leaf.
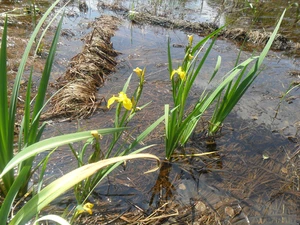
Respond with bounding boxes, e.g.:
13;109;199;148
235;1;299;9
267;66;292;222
33;215;70;225
19;13;65;195
28;14;64;144
0;17;8;153
127;113;165;151
7;0;62;161
85;144;157;203
209;55;222;83
9;153;160;225
20;68;33;147
0;166;31;223
0;128;126;178
208;10;286;134
0;17;14;193
191;26;224;55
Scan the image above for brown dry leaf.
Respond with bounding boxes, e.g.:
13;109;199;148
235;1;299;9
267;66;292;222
281;167;288;174
225;206;235;218
195;201;206;212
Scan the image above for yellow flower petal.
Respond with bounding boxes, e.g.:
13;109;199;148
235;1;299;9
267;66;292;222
188;35;193;46
107;92;133;110
107;96;117;108
76;202;94;215
177;67;186;80
122;97;133;110
118;91;127;100
171;70;175;80
170;67;186;81
133;67;143;77
91;130;99;139
83;203;94;215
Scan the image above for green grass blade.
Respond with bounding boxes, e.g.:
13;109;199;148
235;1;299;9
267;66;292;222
256;10;286;70
200;56;259;111
188;37;217;90
167;37;173;77
0;166;30;223
28;14;64;144
0;17;8;152
84;145;156;203
127;113;165;151
168;38;177;101
0;128;126;178
164;104;169;138
0;16;14;194
9;154;160;225
33;215;70;225
191;26;224;55
7;0;62;157
208;10;286;135
209;55;222;83
18;13;65;195
122;73;132;93
22;68;33;146
34;1;71;57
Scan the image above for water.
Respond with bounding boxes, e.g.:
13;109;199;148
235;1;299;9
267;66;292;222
1;0;299;224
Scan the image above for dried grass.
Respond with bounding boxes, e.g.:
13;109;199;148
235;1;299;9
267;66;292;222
44;15;120;119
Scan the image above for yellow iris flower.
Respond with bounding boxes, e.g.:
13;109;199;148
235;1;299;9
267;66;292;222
107;91;133;110
133;67;145;83
171;66;186;81
133;67;143;77
91;130;99;139
90;130;103;140
188;35;193;46
77;202;94;215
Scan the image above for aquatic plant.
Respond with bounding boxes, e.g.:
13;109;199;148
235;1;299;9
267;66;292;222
0;2;162;221
165;28;222;159
208;10;286;136
0;9;160;223
0;0;63;197
165;10;286;159
0;0;70;222
0;135;159;224
71;68;164;207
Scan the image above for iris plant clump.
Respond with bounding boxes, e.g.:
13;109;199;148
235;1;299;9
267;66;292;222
165;30;222;159
165;11;285;159
70;67;164;211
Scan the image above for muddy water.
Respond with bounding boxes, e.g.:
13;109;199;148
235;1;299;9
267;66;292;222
1;0;299;224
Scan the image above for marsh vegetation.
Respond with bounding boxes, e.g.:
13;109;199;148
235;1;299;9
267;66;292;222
0;0;299;224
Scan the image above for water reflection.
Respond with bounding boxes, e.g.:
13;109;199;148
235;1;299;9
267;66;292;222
149;162;175;208
98;0;222;23
208;0;300;41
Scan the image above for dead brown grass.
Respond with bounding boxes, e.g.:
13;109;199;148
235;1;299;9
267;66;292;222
43;15;120;119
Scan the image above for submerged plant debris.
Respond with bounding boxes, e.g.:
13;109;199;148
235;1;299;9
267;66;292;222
43;15;121;119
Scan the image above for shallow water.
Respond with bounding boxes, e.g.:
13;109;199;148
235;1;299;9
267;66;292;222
1;0;299;224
